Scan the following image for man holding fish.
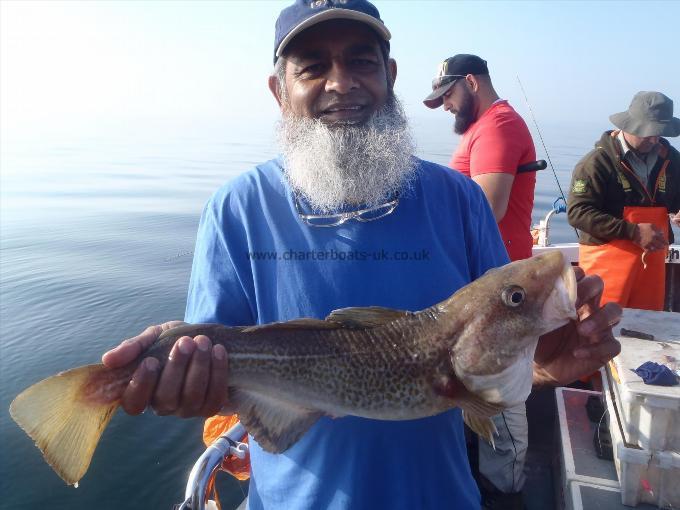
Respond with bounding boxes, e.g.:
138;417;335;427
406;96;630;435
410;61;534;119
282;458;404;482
12;1;622;508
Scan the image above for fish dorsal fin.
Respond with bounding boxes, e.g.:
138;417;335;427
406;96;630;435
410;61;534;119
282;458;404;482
158;323;221;341
241;318;342;334
325;306;413;329
228;388;324;453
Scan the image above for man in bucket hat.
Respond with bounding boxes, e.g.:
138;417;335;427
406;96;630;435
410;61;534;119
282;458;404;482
100;2;622;508
568;91;680;310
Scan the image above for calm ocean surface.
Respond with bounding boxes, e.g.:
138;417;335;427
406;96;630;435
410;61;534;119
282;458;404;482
1;119;677;510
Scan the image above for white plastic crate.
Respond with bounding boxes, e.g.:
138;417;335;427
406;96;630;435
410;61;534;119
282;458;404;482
555;388;619;510
603;372;680;509
568;481;658;510
609;308;680;452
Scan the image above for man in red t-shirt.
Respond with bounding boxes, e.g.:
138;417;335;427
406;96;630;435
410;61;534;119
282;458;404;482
424;54;536;262
424;54;537;510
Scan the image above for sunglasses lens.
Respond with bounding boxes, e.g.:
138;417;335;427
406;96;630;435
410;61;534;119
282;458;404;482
303;216;347;227
356;201;398;222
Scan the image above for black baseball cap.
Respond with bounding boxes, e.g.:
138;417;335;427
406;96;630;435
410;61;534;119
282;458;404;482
423;54;489;109
274;0;391;64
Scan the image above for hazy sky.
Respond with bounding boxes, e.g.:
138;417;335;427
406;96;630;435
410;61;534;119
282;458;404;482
2;0;679;141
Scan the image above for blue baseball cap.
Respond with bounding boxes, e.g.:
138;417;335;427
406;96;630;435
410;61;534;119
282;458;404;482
274;0;391;63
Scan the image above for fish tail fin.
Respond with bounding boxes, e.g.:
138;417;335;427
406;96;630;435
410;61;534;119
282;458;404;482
9;364;120;485
463;411;498;449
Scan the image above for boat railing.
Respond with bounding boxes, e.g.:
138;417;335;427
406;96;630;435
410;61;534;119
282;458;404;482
533;197;567;248
174;421;248;510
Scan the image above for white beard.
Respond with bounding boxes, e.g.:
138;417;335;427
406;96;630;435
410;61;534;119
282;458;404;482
278;95;416;213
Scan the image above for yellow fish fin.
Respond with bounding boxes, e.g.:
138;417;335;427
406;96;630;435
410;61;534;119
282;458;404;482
456;386;503;449
9;364;119;485
463;411;498;449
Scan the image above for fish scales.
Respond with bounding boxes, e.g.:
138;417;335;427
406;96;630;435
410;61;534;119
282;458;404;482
222;311;450;417
9;251;577;485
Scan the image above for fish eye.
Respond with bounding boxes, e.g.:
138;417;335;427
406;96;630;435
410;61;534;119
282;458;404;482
502;286;526;307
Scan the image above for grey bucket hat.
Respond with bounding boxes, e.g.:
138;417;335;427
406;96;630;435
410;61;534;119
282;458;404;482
609;91;680;137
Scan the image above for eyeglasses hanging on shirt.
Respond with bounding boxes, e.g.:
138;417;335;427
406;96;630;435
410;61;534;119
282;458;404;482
293;194;399;228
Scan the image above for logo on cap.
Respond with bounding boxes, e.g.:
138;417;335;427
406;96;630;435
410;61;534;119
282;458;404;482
311;0;348;8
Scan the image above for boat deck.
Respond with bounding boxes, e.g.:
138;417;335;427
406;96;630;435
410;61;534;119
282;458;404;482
523;385;561;509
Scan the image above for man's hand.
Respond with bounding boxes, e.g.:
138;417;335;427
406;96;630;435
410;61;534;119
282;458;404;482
533;267;622;386
102;321;229;418
633;223;668;252
670;212;680;228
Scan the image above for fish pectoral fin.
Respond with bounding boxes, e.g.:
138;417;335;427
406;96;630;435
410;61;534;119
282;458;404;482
241;318;342;334
463;411;498;449
325;306;413;328
457;387;504;448
9;364;119;485
230;388;323;453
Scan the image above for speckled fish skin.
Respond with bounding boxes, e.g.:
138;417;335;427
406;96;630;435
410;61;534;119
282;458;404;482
9;250;576;485
144;250;576;449
162;311;454;421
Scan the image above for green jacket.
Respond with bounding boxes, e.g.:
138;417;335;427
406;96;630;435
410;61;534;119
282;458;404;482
567;130;680;245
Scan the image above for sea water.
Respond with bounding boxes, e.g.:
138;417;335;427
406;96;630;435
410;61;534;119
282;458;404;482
1;119;677;510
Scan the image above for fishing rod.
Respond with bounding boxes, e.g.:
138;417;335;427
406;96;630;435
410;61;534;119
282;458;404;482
516;76;579;240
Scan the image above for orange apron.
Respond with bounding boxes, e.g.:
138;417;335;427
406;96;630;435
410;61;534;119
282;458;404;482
579;206;668;311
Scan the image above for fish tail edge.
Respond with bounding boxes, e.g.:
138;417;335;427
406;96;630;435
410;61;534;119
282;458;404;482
9;364;119;485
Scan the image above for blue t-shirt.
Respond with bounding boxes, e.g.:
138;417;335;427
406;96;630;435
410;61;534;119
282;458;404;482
185;156;508;510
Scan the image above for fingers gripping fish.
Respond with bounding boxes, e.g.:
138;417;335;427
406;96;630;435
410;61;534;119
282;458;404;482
10;251;577;485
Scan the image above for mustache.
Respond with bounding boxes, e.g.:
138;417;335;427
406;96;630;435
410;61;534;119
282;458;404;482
277;93;416;214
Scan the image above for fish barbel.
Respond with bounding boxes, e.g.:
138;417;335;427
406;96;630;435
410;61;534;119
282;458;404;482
10;251;576;485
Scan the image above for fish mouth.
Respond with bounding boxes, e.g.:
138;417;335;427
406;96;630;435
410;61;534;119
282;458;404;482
541;256;577;331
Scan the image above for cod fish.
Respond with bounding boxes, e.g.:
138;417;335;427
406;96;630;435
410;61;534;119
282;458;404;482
10;251;576;485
